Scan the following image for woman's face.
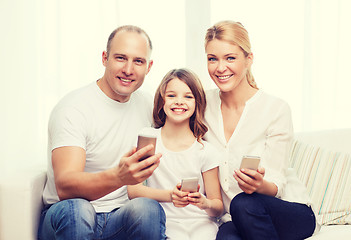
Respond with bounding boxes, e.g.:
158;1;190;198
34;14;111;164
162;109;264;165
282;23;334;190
205;39;252;93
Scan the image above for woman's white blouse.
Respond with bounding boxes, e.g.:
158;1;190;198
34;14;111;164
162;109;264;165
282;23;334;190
204;89;295;214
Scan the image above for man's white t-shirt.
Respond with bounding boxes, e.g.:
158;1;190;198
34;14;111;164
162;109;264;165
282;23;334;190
43;81;153;212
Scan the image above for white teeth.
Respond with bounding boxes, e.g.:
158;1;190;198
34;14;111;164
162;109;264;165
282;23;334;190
218;75;231;80
120;78;132;82
172;108;186;112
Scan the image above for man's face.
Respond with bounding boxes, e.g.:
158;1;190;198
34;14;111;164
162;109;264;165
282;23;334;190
100;31;153;102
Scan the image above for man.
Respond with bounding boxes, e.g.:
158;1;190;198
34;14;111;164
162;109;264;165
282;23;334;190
38;25;166;240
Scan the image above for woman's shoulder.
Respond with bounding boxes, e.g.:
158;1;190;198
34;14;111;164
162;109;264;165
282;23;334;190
255;90;291;109
204;89;221;113
197;140;220;154
205;88;220;100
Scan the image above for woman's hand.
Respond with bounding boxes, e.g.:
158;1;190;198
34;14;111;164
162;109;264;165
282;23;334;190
171;183;190;208
233;167;265;194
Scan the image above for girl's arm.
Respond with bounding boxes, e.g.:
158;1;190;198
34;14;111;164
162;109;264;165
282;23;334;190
128;182;194;207
187;167;223;217
127;183;173;202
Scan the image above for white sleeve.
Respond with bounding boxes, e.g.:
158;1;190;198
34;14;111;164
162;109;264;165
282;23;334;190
48;105;87;151
201;142;220;173
262;102;294;198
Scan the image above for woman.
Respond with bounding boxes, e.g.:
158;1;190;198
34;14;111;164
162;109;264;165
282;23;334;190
203;20;317;240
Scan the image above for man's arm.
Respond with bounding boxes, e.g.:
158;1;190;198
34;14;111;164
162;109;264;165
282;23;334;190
53;144;161;201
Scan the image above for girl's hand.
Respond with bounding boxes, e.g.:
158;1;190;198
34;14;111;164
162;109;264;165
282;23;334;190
187;191;210;210
233;167;265;194
171;183;190;207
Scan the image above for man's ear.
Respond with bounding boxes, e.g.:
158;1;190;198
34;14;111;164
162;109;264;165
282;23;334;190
146;59;153;75
102;51;108;66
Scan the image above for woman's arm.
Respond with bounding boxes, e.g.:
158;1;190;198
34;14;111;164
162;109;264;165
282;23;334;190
187;167;223;217
261;102;294;197
233;102;293;197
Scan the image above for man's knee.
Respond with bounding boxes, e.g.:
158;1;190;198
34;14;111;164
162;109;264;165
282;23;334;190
127;197;165;220
119;198;166;239
49;198;96;227
39;199;96;239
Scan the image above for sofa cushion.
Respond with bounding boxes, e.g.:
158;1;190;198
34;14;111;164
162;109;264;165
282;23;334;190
306;225;351;239
0;170;47;240
289;140;351;225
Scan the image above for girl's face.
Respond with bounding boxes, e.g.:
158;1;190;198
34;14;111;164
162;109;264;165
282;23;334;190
163;78;196;125
205;39;252;93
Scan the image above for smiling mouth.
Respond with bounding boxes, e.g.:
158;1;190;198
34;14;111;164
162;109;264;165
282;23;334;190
217;74;233;80
118;77;134;83
171;108;187;112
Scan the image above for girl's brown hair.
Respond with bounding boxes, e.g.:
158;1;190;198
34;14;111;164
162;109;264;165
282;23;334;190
205;20;258;89
153;68;208;142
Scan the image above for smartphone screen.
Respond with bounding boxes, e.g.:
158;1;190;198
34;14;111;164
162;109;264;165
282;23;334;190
136;133;156;161
180;177;199;192
240;156;261;170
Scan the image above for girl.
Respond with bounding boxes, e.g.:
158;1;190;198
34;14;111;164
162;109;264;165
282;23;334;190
128;68;223;240
203;21;318;240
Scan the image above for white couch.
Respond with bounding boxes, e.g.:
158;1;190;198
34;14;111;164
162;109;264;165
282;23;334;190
0;168;46;240
293;129;351;239
0;129;350;239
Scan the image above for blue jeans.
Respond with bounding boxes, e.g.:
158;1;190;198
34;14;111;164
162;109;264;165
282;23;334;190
38;197;166;240
216;193;316;240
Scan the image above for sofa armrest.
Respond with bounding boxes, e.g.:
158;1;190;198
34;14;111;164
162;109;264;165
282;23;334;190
0;170;47;240
295;128;351;154
290;128;351;225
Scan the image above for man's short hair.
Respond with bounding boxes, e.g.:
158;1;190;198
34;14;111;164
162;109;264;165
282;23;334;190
106;25;152;58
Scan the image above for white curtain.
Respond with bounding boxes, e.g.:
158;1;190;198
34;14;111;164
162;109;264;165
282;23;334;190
1;0;119;173
302;0;351;131
1;0;350;172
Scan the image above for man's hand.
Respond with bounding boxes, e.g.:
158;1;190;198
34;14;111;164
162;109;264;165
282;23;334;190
53;144;161;201
114;144;161;185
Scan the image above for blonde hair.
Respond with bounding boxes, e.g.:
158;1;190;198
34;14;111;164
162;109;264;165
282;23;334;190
153;68;208;143
205;20;258;89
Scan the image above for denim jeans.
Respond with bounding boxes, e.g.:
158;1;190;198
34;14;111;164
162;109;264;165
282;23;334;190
216;192;316;240
38;197;166;240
